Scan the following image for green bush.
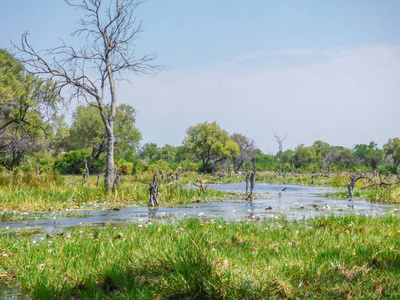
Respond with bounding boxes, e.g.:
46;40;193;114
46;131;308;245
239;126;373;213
54;150;106;174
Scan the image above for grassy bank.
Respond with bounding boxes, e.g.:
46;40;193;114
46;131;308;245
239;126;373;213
1;215;399;299
0;171;227;213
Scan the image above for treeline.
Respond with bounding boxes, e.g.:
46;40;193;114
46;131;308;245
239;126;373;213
1;49;399;176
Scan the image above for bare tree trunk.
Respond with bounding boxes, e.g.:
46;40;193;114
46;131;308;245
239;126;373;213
97;174;101;187
245;172;250;196
274;133;288;177
345;173;369;200
105;129;115;191
82;158;89;186
246;158;257;200
149;171;163;207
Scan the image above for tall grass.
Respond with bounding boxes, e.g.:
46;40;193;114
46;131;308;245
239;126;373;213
1;215;399;299
0;171;226;212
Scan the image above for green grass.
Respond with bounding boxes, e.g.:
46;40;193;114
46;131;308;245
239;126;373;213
1;215;400;299
0;172;227;213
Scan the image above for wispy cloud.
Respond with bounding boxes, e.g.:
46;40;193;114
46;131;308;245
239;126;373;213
121;45;400;152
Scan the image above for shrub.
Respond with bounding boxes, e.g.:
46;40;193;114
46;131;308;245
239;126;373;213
54;150;106;174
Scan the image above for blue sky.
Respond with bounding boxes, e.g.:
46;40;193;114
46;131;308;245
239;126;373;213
1;1;400;153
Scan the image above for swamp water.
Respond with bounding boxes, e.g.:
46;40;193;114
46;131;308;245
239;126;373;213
1;183;397;233
0;183;398;298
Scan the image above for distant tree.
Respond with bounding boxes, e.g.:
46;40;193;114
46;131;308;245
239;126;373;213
138;143;159;162
183;121;239;172
293;144;320;169
336;147;355;169
274;133;288;176
383;138;400;173
312;140;332;169
158;144;177;162
66;103;141;159
230;133;257;173
353;142;384;170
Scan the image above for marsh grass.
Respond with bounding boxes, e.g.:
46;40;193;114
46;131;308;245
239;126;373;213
1;215;399;299
0;172;226;213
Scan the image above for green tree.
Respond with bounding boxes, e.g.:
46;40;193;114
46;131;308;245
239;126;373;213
230;133;257;173
138;143;159;162
0;49;59;170
383;138;400;173
66;103;141;159
293;144;320;170
353;142;384;170
183;121;239;172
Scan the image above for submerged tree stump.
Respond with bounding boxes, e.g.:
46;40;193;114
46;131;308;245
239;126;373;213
82;158;89;186
148;171;163;207
246;158;256;200
345;173;369;200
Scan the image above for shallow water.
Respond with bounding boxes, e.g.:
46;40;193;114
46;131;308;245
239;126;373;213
1;183;397;233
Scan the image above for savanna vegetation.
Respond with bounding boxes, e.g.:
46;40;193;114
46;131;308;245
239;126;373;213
1;0;399;299
1;216;400;299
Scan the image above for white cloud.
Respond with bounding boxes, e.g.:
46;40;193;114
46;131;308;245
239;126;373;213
119;46;400;152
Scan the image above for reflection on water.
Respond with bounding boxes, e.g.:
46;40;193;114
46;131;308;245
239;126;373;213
0;282;26;300
1;183;397;232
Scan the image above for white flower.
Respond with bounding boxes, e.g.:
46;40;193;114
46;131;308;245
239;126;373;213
39;264;45;269
47;249;54;253
3;254;8;257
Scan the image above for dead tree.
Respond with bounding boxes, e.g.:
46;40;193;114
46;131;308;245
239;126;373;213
246;158;257;200
345;173;369;200
245;171;250;196
148;171;163;207
97;174;101;187
15;0;160;192
363;173;400;190
166;172;174;184
274;133;288;176
193;178;209;193
82;158;89;186
175;172;181;182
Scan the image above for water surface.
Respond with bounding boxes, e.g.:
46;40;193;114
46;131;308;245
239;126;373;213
1;183;396;233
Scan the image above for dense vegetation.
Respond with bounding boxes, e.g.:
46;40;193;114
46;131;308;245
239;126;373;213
1;44;399;300
1;216;400;299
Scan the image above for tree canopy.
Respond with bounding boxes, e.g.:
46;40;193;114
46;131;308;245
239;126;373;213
65;103;141;159
384;138;400;173
0;49;59;170
183;121;239;172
